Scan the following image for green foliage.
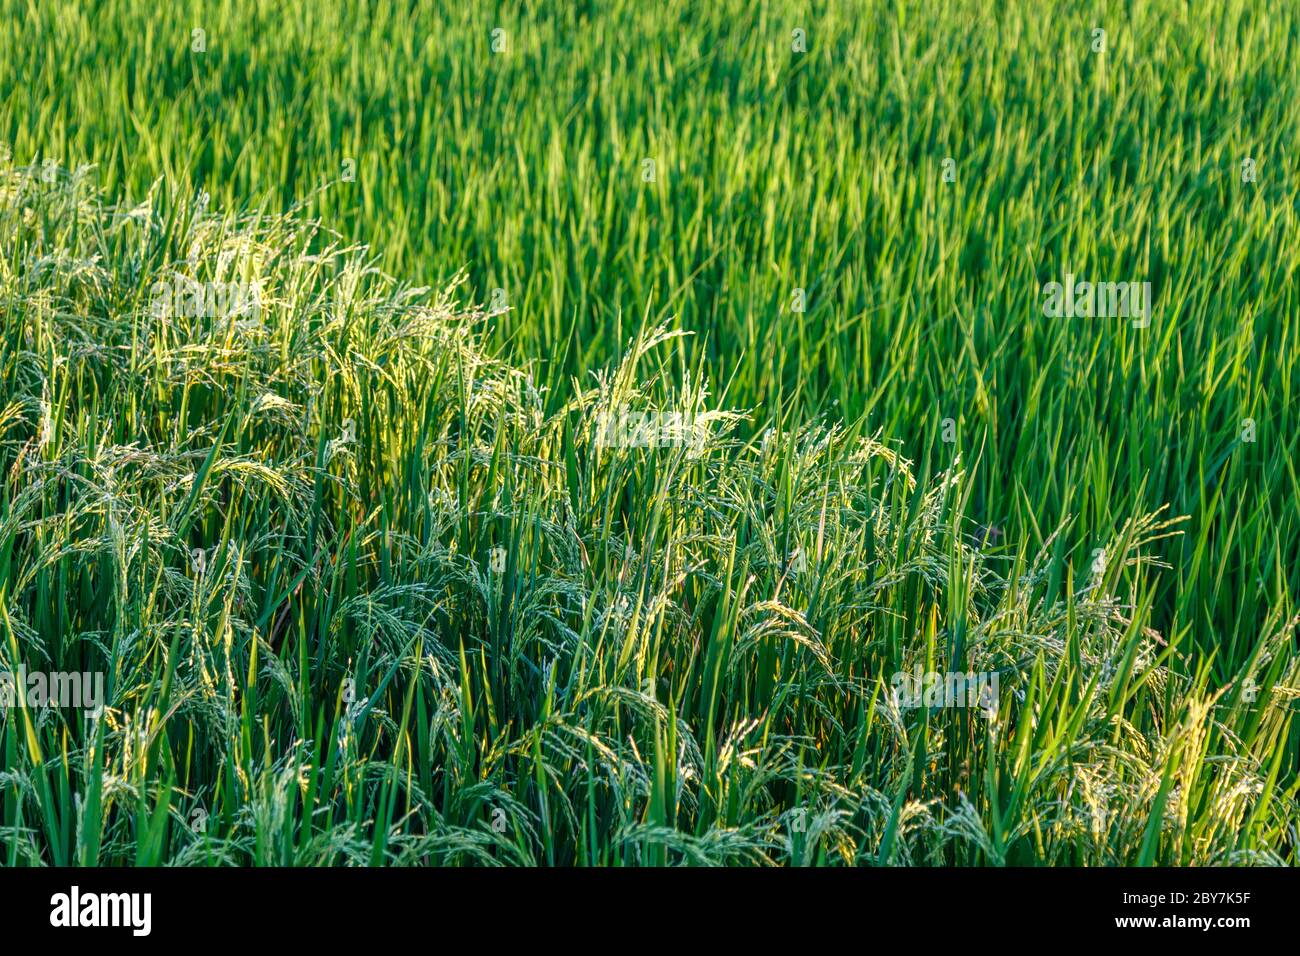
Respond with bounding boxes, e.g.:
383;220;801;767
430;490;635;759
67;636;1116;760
0;167;1293;865
1;0;1297;865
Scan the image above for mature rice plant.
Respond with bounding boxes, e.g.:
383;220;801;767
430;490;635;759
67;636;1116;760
0;163;1294;865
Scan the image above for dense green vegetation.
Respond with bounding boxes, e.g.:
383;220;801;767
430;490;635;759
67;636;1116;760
0;0;1296;864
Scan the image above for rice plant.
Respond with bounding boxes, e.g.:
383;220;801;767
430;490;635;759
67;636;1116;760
0;160;1294;866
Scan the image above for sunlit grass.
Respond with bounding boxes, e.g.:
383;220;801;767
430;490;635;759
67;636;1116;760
0;0;1297;865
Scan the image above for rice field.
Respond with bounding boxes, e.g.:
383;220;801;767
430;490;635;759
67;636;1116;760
0;0;1297;866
